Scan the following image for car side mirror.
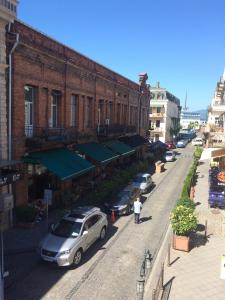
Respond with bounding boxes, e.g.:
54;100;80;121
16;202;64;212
83;230;88;236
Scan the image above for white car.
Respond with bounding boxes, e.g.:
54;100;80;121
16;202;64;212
39;206;108;267
164;150;176;162
192;138;203;146
131;173;153;194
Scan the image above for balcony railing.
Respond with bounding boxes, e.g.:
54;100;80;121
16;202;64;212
150;113;165;118
25;126;78;147
96;123;137;137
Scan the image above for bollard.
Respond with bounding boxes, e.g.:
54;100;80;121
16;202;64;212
152;289;156;300
145;250;152;269
205;220;208;238
167;243;171;267
111;209;116;223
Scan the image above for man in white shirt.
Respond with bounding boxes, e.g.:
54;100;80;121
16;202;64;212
133;197;142;224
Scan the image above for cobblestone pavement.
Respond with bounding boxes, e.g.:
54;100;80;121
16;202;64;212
163;152;225;300
5;146;194;300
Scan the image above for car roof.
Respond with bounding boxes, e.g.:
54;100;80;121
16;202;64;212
64;206;101;221
123;184;136;191
136;173;151;178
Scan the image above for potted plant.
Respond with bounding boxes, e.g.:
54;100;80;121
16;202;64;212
170;205;198;251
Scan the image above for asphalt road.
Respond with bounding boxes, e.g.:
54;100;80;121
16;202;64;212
5;145;194;300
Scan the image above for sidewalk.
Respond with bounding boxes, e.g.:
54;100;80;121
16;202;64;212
163;158;225;300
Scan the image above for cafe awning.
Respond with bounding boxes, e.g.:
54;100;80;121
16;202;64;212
104;140;135;156
119;135;149;148
75;142;119;164
22;148;94;180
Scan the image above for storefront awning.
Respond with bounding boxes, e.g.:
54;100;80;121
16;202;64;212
75;142;119;164
119;135;149;148
22;148;94;180
104;140;135;156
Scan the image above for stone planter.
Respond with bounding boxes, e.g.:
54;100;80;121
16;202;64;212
173;234;190;252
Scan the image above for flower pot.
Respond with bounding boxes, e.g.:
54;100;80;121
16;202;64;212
173;234;190;252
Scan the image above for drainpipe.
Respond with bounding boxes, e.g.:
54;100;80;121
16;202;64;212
8;29;19;161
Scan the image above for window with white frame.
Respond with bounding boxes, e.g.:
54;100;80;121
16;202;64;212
24;85;35;137
51;90;61;128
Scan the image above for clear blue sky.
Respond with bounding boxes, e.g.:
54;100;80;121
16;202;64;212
17;0;225;111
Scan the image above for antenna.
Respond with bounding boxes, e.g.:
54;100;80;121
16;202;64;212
184;91;188;111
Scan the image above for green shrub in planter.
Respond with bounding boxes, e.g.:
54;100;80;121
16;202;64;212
170;205;198;236
15;205;38;223
176;197;195;211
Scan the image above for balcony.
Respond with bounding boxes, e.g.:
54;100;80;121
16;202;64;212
150;127;163;133
25;126;78;150
96;123;137;137
150;112;165;118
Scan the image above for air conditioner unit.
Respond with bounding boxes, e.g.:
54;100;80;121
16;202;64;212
0;193;14;212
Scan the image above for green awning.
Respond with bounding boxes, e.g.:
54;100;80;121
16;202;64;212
75;142;119;164
22;148;94;180
104;141;135;157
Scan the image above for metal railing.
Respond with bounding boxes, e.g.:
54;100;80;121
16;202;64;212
96;123;137;136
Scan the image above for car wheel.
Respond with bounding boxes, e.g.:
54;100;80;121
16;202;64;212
99;227;106;241
73;249;83;266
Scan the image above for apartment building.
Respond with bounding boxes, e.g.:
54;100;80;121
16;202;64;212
149;82;181;142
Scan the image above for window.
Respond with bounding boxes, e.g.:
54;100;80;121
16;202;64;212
51;90;61;128
24;85;35;137
86;97;93;128
157;107;161;113
98;99;104;125
117;103;121;123
71;95;77;127
149;107;152;114
109;101;113;124
156;120;160;127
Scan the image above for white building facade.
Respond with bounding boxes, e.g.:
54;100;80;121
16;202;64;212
149;82;181;142
180;110;201;129
208;69;225;131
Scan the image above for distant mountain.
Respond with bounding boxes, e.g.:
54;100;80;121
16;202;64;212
194;109;208;121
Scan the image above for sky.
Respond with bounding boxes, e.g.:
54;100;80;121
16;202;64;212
17;0;225;111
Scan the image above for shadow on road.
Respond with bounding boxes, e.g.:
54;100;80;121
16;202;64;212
140;216;152;223
5;223;118;300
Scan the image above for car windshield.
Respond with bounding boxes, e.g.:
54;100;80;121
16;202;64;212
118;191;130;198
134;177;145;183
52;219;82;238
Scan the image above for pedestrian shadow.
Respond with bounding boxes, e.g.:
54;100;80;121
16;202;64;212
140;216;152;223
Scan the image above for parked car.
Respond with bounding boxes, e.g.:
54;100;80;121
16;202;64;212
176;139;189;148
165;141;176;150
39;206;108;267
107;184;141;216
192;137;204;146
164;150;176;162
131;173;153;194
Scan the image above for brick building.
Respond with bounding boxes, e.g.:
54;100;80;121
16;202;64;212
6;20;150;209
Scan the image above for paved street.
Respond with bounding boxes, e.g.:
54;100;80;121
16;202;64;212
5;146;194;300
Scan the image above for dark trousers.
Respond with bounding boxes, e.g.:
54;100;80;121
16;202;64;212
134;213;140;224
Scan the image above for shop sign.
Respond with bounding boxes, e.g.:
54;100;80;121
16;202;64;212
0;172;22;187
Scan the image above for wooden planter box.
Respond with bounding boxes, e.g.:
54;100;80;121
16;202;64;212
173;235;190;252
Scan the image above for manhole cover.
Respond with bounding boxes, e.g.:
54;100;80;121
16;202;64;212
211;208;221;214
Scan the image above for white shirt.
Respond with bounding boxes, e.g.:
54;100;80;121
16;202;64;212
133;200;142;214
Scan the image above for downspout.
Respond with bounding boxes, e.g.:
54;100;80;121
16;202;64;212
8;29;19;161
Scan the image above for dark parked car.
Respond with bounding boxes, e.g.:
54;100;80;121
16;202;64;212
106;184;141;216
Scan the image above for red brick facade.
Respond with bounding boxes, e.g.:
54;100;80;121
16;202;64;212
8;21;149;158
6;20;150;206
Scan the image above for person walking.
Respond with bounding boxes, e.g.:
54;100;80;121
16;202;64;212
133;197;142;224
